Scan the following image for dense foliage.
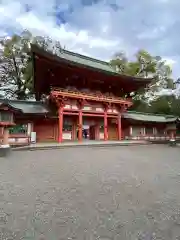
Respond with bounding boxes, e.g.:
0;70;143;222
110;50;180;116
0;31;62;99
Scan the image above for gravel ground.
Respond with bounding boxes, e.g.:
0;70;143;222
0;145;180;239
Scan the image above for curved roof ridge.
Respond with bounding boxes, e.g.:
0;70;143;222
60;48;111;66
31;44;153;82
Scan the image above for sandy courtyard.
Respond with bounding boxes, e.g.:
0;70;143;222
0;145;180;239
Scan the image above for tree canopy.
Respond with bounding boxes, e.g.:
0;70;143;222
110;49;180;116
0;31;63;99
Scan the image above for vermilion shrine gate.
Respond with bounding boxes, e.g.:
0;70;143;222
31;44;152;143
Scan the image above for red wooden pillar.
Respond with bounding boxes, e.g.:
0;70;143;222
78;105;83;142
58;104;63;143
117;114;122;141
104;108;108;141
2;126;9;146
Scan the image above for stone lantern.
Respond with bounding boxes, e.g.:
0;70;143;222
0;106;15;157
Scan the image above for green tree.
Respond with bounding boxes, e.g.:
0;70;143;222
110;51;128;74
0;32;32;99
111;50;174;92
168;95;180;117
110;49;176;114
0;31;63;100
148;96;172;115
110;49;157;78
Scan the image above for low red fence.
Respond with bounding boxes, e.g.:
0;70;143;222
0;134;31;146
125;135;180;141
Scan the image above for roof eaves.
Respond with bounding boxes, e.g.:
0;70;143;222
0;100;23;113
124;111;177;123
31;44;153;83
127;110;178;118
4;99;49;114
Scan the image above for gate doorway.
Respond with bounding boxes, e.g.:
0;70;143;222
89;125;96;140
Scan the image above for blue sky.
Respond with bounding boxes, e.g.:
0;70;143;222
0;0;180;78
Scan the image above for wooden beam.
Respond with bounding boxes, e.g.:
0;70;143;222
51;89;132;106
58;104;64;143
78;103;83;142
117;114;122;141
104;107;108;141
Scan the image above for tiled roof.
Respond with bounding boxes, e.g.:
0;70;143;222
52;48;116;74
123;111;177;123
0;99;49;114
31;44;152;83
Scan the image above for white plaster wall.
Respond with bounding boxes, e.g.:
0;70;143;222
99;132;104;140
63;132;72;140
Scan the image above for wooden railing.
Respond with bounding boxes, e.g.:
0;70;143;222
0;134;30;146
125;135;180;141
51;87;132;105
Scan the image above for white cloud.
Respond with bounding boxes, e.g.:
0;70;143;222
0;31;8;38
162;57;176;67
137;26;166;40
0;0;125;61
0;0;179;77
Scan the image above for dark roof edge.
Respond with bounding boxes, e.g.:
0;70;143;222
7;99;45;105
0;99;49;114
0;100;22;113
31;44;153;83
